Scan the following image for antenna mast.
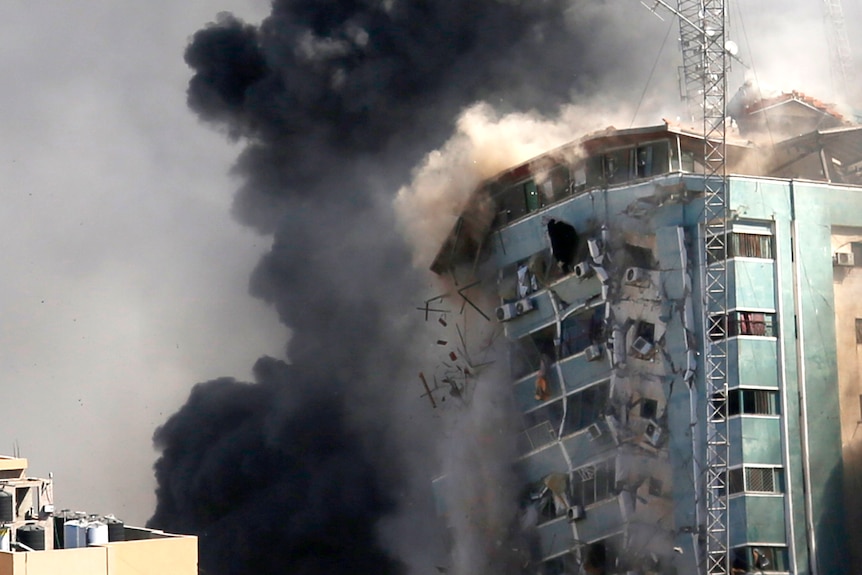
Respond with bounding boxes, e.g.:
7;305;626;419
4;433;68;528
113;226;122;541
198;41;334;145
640;1;730;572
698;2;730;574
822;0;855;101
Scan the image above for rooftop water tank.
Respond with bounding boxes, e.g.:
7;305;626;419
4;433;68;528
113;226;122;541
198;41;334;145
53;509;80;549
0;527;9;552
86;521;108;546
64;519;88;549
0;491;12;523
17;524;45;551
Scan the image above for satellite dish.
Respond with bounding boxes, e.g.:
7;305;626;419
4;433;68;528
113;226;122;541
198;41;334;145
725;40;739;56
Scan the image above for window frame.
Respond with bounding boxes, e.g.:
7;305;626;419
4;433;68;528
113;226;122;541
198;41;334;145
728;466;785;495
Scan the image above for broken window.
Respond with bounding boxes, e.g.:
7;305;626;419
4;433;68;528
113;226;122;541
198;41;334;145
648;476;664;497
536;165;572;204
563;380;610;436
710;311;777;339
571;458;616;507
635;141;670;178
560;306;604;358
640;397;659;420
728;388;780;416
732;546;789;573
728;466;784;495
582;536;623;574
492;179;542;226
509;326;556;379
523;400;564;442
547;219;579;273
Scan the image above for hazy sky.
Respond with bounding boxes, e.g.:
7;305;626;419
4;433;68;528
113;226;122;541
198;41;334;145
0;1;282;524
0;0;857;528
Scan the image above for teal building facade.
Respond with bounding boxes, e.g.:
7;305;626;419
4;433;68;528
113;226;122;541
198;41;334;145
432;113;862;574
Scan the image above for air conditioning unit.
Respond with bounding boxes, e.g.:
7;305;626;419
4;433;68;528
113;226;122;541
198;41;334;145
515;297;536;315
644;421;663;447
586;423;602;440
587;238;602;260
584;344;602;362
630;336;654;357
496;303;518;321
573;261;592;278
834;252;855;266
594;265;610;284
625;266;650;286
567;504;585;522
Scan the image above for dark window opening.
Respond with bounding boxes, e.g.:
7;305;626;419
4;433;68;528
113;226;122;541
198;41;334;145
602;149;632;185
710;311;777;339
623;243;656;269
510;326;556;379
523;401;564;439
571;458;616;507
648;477;663;497
563;381;610;436
636;141;670;178
728;468;744;494
852;242;862;266
560;307;604;358
640;398;658;420
708;231;773;262
856;318;862;344
547;219;579;274
728;389;780;416
537;165;572;205
582;536;623;575
636;321;655;341
732;546;789;573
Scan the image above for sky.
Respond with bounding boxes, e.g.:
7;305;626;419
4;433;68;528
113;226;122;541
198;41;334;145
0;1;279;524
0;0;858;532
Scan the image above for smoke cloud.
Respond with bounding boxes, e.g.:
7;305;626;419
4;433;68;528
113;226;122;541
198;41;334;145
147;1;691;574
148;1;624;573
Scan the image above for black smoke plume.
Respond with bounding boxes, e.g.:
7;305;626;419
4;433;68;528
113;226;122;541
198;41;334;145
149;2;668;574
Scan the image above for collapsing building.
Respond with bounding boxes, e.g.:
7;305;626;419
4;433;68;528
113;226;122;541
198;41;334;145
429;93;862;574
0;456;196;575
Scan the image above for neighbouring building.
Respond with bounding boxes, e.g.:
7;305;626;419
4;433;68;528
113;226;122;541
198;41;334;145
0;456;196;575
429;92;862;574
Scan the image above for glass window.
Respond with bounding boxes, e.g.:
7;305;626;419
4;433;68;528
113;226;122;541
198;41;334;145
710;311;777;339
560;307;604;358
732;546;789;573
510;325;556;379
728;389;780;416
563;381;609;436
708;231;774;263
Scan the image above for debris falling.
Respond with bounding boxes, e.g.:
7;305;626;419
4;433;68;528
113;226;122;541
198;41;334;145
148;1;679;574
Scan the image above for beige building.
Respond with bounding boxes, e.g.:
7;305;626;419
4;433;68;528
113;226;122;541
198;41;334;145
0;456;196;575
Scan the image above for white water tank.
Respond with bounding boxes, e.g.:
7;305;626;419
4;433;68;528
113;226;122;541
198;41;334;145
0;527;9;552
87;521;109;546
64;519;88;549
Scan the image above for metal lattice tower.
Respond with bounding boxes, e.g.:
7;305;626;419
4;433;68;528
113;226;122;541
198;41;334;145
676;0;705;121
699;2;730;574
822;0;855;101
